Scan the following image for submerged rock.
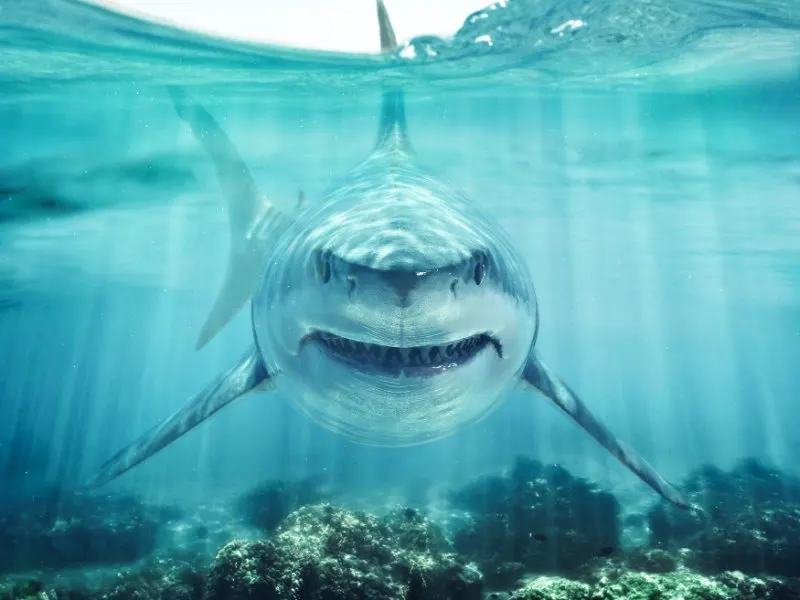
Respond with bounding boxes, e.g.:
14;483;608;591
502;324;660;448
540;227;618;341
235;475;331;533
0;578;46;600
647;458;800;577
448;456;619;575
206;504;482;600
97;555;205;600
509;561;800;600
0;491;182;574
0;553;205;600
507;576;591;600
624;547;679;574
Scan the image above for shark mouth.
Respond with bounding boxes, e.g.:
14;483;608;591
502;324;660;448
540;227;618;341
308;331;503;377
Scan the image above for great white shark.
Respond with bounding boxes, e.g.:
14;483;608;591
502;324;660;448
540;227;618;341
87;1;689;509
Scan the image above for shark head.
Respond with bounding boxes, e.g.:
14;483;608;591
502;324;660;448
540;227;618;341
251;124;538;446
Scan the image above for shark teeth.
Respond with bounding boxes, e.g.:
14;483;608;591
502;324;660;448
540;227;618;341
311;331;502;376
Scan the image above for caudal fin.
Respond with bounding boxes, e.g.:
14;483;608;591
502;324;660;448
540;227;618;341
169;87;289;349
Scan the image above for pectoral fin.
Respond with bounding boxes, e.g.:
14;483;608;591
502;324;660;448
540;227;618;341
85;346;272;487
522;352;689;509
169;87;289;349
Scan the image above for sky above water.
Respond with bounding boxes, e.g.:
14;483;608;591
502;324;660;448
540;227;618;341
90;0;487;52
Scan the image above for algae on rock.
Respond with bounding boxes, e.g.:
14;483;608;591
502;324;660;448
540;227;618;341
206;504;482;600
508;563;800;600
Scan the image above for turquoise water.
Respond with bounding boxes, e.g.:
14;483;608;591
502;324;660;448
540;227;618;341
0;0;798;517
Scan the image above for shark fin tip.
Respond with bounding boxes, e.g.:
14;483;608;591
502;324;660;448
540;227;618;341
377;0;398;52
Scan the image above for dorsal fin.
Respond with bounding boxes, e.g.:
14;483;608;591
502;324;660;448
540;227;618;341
375;0;410;152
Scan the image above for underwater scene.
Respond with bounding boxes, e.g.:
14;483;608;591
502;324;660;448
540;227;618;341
1;0;800;598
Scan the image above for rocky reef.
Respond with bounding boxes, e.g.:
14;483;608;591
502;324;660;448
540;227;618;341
0;490;182;574
234;475;331;533
1;456;799;600
207;504;482;600
504;563;800;600
0;553;206;600
647;458;800;577
447;456;619;585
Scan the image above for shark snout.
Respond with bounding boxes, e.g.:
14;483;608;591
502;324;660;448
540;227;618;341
380;269;428;306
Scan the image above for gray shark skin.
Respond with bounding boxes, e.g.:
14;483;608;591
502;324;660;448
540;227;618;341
86;0;689;509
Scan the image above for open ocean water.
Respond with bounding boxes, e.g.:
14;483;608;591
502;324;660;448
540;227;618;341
0;0;799;598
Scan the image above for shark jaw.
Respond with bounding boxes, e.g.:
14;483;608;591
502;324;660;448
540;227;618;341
302;330;504;378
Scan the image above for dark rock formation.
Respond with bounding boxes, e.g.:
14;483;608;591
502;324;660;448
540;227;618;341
648;458;800;577
448;456;619;575
234;475;331;533
0;554;204;600
0;491;181;574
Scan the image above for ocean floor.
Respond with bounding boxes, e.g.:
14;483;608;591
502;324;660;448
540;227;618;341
1;456;799;600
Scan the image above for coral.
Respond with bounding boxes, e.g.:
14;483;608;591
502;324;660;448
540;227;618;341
235;475;331;532
448;456;619;573
0;491;182;574
510;561;800;600
205;504;483;600
647;458;800;577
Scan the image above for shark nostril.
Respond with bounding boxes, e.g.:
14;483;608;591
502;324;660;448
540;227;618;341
450;279;458;297
347;276;357;298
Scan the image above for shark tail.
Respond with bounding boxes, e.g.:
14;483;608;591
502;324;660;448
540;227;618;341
169;87;288;350
375;0;410;152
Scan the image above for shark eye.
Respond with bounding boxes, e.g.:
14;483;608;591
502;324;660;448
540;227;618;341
474;257;486;286
316;251;332;284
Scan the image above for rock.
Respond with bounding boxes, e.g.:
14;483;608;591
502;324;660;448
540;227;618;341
647;458;800;577
0;491;182;574
162;502;262;561
573;557;800;600
508;576;591;600
94;555;205;600
482;561;526;590
235;475;331;533
205;504;482;600
448;456;619;573
0;578;46;600
589;568;800;600
0;554;204;600
625;548;678;573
